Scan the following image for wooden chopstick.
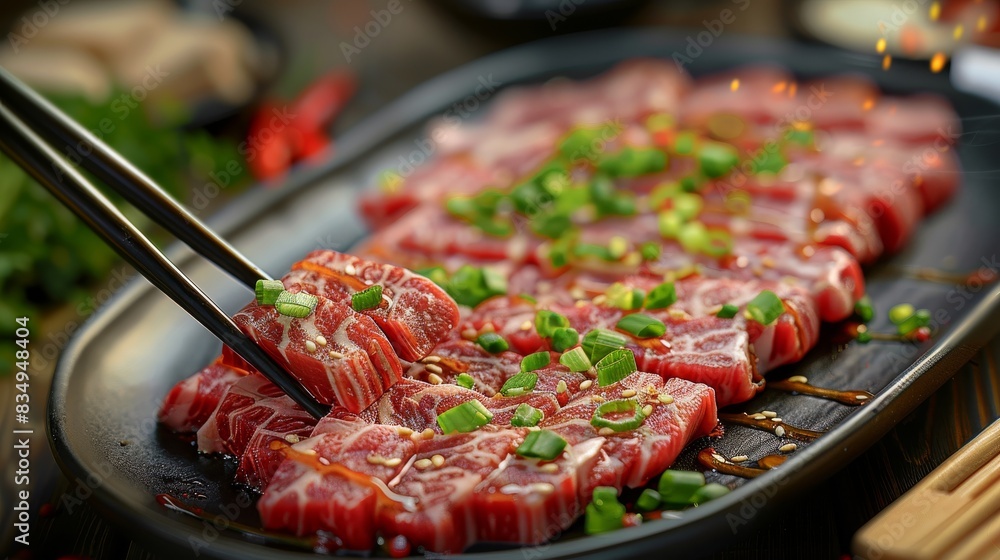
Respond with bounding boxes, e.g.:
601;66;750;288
0;66;269;287
852;418;1000;560
0;100;329;420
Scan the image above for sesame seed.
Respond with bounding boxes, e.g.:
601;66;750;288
284;434;300;444
384;457;402;467
752;414;767;420
428;373;443;385
621;389;637;398
761;410;777;418
421;428;435;440
422;355;442;364
788;375;807;384
462;328;478;339
315;335;328;347
856;394;870;401
366;455;384;465
318;457;330;466
397;427;413;437
579;380;593;391
774;426;786;437
305;340;317;353
592;295;607;306
773;418;783;423
425;363;443;375
592;395;605;402
598;427;615;436
345;263;356;275
641;404;654;417
779;443;797;453
539;463;559;473
570;287;585;300
658;394;674;405
329;351;344;360
431;454;445;467
731;455;749;463
520;320;533;331
712;453;727;463
575;300;587;308
556;380;567;394
414;458;432;469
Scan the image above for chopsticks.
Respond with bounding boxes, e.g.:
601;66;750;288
852;418;1000;560
0;69;329;419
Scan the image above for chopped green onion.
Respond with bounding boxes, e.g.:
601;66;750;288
445;196;478;220
690;483;730;505
678;221;709;254
754;149;787;175
516;429;567;460
671;192;703;221
640;242;661;262
519;353;550;373
535;310;570;337
607;236;629;260
597;147;667;177
582;328;628;363
531;213;574;239
560;126;616;161
888;303;915;325
574;242;615;262
351;285;383;312
658;210;684;239
855;295;875;323
518;293;538;304
897;308;931;335
648;181;681;210
616;314;667;338
547;236;573;268
698;141;740;178
447;265;507;308
605;283;645;311
746;290;785;325
657;469;706;504
644;282;677;310
673;131;697;155
477;332;509;354
605;193;638;217
635;488;662;512
416;266;449;287
255;279;284;306
591;398;646;432
456;373;475;390
559;347;592;372
680;175;702;192
716;303;739;318
786;128;814;147
595;349;637;386
551;327;580;352
701;229;733;257
502;372;539;396
510;403;544;427
275;291;318;318
437;400;493;434
472;215;515;237
856;330;873;344
585;487;626;535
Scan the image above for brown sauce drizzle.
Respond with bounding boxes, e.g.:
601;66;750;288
767;380;874;406
718;412;823;441
696;448;791;479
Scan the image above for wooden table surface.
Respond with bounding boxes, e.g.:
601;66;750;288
2;1;999;558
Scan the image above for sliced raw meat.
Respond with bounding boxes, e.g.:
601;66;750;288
232;288;402;413
158;361;246;433
286;249;460;361
198;374;317;490
258;411;417;550
543;373;718;499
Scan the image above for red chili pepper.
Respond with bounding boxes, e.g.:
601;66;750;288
290;70;357;134
247;101;294;181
